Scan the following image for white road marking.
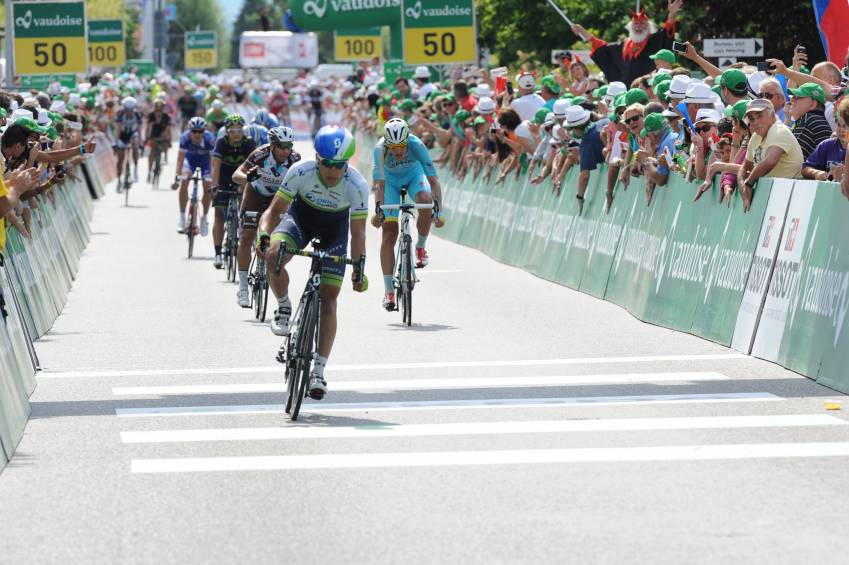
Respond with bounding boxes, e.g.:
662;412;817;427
115;392;781;417
111;371;730;397
120;414;846;444
131;441;849;473
417;269;464;274
42;353;749;379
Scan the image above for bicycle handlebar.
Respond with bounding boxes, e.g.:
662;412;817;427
274;244;365;283
380;203;434;211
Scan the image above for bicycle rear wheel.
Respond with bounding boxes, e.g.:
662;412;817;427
257;278;269;322
124;164;131;206
289;295;317;421
401;236;413;326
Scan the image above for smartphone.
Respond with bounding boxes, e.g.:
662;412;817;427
505;81;514;96
757;61;775;73
671;41;687;53
796;45;807;54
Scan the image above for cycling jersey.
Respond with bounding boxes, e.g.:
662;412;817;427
115;109;143;146
177;95;198;119
245;144;301;197
179;130;216;175
276;160;369;219
271;160;369;287
206;109;228;130
147;111;170;139
212;136;257;188
373;134;437;220
307;88;324;114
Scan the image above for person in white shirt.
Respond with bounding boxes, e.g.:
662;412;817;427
413;66;436;101
509;71;545;122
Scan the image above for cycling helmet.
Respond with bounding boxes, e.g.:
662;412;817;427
384;118;409;145
223;114;245;128
244;124;268;144
188;117;206;131
269;126;295;144
212;99;224;109
314;125;356;160
121;96;137;109
253;109;270;127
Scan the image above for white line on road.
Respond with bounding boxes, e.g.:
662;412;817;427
417;269;464;274
131;441;849;473
111;371;730;397
115;392;781;417
42;353;749;379
120;414;846;444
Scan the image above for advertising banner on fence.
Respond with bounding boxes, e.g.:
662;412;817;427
239;32;319;68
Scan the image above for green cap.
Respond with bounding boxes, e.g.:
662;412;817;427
442;93;455;104
624;88;649;105
443;79;453;88
650;72;672;88
532;107;549;125
473;116;487;126
453;109;471;123
14;117;46;134
655;81;671;103
725;99;749;121
398;99;416;111
649;49;676;65
429;112;439;122
719;68;748;93
639;112;666;137
613;93;627;110
46;126;58;140
541;74;561;95
571;95;589;107
711;84;722;97
559;93;575;101
0;108;7;119
788;82;825;105
800;65;810;75
592;85;609;100
48;111;63;123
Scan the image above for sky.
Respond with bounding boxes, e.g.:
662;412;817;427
218;0;242;26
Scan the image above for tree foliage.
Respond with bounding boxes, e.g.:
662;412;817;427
230;0;287;66
477;0;826;71
170;0;230;70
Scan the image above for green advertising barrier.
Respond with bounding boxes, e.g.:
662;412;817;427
747;182;849;393
434;158;775;348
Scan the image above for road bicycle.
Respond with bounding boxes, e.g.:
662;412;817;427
242;210;269;322
122;156;132;206
381;187;433;326
185;167;203;259
149;139;167;190
272;241;364;421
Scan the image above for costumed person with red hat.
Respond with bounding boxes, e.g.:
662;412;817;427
570;0;683;86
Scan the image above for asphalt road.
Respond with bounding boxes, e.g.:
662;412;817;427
1;143;848;564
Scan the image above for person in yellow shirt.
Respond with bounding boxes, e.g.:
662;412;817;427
740;98;804;211
0;167;40;254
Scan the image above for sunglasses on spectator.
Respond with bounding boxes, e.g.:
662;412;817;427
624;115;642;124
759;92;778;100
319;158;347;169
695;125;715;133
273;142;293;149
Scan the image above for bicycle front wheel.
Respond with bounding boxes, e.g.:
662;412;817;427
289;295;318;421
187;203;196;259
401;236;413;326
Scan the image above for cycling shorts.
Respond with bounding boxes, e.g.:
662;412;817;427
113;131;139;150
271;198;349;288
240;186;273;229
383;169;431;221
181;161;212;181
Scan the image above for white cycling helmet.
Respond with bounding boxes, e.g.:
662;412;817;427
269;126;294;144
121;96;137;110
383;118;409;145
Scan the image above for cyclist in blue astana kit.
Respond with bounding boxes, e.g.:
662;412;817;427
174;116;215;234
211;114;257;268
231;126;301;308
372;118;445;311
256;126;368;400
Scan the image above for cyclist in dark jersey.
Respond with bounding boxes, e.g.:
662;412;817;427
145;99;172;182
210;114;256;269
177;90;199;129
306;84;325;136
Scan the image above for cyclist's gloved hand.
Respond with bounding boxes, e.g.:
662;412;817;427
246;166;260;183
353;273;368;292
255;231;271;252
371;201;385;228
432;200;446;228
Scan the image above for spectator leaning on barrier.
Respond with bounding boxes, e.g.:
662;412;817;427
566;105;607;212
691;108;720;181
788;82;832;160
802;97;848;182
739;98;804;211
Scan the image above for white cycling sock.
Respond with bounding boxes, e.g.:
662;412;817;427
383;275;394;294
278;295;291;310
314;355;327;378
238;270;248;289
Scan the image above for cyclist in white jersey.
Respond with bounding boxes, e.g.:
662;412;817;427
257;126;367;400
232;126;300;307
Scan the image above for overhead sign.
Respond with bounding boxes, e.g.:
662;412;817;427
185;31;218;70
19;73;77;91
12;1;88;75
334;28;382;62
239;32;318;69
88;20;125;68
123;59;158;77
703;38;764;58
401;0;477;65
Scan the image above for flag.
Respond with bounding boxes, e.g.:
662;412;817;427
813;0;849;65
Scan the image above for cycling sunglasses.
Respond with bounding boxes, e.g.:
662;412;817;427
190;129;205;134
386;142;408;150
273;142;294;149
319;158;348;169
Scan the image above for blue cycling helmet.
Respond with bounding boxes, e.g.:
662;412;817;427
253;109;271;127
314;125;356;160
244;123;268;145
